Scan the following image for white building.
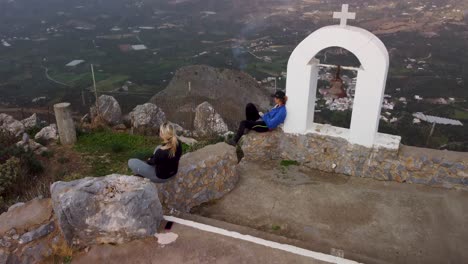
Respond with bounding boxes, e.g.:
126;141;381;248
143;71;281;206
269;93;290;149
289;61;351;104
65;60;85;67
131;45;148;51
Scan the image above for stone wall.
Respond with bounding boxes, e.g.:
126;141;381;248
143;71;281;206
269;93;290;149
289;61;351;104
241;130;468;189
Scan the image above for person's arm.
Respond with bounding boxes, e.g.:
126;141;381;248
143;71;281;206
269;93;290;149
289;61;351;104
266;108;287;129
147;154;157;165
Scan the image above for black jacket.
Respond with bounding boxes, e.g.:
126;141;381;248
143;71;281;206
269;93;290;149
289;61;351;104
147;140;183;179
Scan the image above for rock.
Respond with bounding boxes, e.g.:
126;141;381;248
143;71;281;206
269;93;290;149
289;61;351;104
178;136;198;146
16;139;48;155
0;248;9;264
19;222;55;244
112;124;127;131
90;95;122;126
34;124;58;141
5;229;16;236
129;103;166;129
22;133;29;143
193;102;229;137
156;142;239;212
50;175;163;247
0;198;53;236
168;122;184;135
182;130;193;137
0;113;25;137
7;203;24;212
21;114;38;129
0;239;11;248
17;237;54;264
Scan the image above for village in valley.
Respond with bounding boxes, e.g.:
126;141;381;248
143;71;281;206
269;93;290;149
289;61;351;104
1;1;468;264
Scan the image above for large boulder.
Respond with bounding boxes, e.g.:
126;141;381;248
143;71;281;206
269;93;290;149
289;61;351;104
34;124;58;142
156;142;239;212
193;102;229;137
21;114;39;129
150;65;272;129
128;103;166;129
50;175;163;247
90;95;122;126
0;113;25;137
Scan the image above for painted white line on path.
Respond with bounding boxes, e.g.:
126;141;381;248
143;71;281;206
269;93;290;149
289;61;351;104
164;215;362;264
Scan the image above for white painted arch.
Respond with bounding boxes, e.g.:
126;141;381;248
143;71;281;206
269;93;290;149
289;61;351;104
284;25;400;148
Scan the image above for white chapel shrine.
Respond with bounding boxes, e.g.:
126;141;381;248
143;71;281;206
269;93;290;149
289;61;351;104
283;4;401;149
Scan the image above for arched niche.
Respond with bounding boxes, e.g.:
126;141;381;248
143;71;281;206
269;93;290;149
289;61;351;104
283;25;399;148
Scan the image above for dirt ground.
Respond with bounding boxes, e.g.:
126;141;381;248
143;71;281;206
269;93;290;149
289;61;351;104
194;161;468;264
72;224;331;264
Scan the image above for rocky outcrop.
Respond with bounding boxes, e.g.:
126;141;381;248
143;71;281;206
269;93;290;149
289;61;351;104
34;124;58;142
0;114;25;137
241;129;468;189
0;198;60;264
90;95;122;125
0;199;53;235
193;102;229;137
20;114;38;130
50;175;163;247
129;103;166;129
150;65;272;129
156;142;239;212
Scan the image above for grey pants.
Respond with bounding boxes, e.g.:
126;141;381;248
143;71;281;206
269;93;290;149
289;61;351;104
128;146;169;183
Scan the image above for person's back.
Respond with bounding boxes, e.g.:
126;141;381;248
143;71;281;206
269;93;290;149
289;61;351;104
128;122;182;183
149;140;183;179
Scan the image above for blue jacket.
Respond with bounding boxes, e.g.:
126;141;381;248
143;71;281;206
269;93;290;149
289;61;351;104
262;105;287;129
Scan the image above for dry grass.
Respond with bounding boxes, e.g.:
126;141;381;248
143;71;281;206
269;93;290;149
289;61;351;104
50;238;74;264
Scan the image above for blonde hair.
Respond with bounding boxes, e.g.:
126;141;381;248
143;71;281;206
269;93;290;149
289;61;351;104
159;122;179;157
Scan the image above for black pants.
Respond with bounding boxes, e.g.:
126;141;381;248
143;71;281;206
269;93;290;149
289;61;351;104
234;103;270;143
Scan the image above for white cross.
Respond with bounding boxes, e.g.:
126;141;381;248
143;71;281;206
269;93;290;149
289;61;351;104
333;4;356;27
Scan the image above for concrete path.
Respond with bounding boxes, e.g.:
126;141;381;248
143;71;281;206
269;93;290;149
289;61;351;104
194;161;468;264
72;223;331;264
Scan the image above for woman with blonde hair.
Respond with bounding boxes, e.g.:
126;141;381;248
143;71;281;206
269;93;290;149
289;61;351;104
128;122;182;183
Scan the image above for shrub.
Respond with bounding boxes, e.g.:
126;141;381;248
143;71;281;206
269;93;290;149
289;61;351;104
41;150;54;158
0;157;20;195
23;152;44;175
25;126;42;139
280;160;300;167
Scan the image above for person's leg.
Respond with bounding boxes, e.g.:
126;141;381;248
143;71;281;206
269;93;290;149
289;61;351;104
251;121;270;133
233;120;258;143
128;159;160;182
245;103;260;121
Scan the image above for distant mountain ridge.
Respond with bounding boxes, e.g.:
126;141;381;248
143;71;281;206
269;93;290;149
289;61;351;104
150;65;272;130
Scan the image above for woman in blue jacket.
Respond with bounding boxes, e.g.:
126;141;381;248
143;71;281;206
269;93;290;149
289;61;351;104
229;91;287;145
